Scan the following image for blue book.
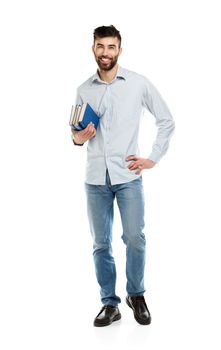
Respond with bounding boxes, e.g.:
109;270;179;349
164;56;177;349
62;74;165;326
69;103;100;131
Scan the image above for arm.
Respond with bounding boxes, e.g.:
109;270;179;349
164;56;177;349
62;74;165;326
143;78;175;163
127;78;175;174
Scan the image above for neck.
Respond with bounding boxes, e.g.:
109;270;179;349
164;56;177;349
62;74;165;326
98;64;119;83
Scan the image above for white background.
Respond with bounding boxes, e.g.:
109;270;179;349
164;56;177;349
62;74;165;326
0;0;221;349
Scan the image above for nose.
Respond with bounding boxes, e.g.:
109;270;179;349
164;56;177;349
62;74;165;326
102;46;109;56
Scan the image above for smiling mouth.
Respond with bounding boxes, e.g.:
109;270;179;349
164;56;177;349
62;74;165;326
99;57;112;64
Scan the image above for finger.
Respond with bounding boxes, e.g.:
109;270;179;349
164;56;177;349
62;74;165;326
135;164;143;174
129;162;143;170
88;122;95;130
85;122;94;129
87;126;96;135
82;126;94;137
80;123;92;135
128;162;136;169
129;162;140;169
89;130;96;139
83;126;93;134
83;128;96;140
135;168;142;175
89;128;96;137
83;128;92;136
129;164;138;170
126;155;138;161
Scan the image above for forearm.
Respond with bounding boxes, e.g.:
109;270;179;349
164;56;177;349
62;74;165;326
148;117;175;163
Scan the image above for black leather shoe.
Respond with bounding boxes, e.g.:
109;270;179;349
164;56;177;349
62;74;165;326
94;305;121;327
126;295;151;325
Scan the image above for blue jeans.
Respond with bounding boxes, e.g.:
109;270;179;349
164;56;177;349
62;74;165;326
85;171;146;306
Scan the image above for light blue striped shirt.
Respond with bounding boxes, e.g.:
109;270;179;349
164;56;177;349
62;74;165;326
75;66;175;185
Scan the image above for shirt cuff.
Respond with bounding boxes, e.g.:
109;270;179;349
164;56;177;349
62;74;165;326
147;151;162;163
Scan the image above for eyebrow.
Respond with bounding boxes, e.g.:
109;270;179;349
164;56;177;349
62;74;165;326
96;43;117;48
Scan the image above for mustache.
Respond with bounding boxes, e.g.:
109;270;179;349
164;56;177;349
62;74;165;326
98;55;113;59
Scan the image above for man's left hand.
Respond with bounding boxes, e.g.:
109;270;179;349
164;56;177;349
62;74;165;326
126;155;156;175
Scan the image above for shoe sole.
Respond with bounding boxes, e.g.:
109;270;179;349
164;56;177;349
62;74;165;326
126;298;151;325
94;313;121;327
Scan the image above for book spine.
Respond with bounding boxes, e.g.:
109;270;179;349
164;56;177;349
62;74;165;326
69;105;76;125
78;102;87;122
73;105;79;126
76;105;83;130
72;105;79;125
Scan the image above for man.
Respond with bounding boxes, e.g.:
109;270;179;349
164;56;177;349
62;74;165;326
71;25;175;327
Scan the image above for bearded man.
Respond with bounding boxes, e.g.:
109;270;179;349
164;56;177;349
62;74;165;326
71;25;175;327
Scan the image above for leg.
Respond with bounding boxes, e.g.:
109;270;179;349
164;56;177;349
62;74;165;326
85;178;121;306
116;176;146;296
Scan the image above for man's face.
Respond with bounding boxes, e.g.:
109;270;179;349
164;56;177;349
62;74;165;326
92;36;122;71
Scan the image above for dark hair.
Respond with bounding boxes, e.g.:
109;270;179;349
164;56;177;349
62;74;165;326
93;25;121;48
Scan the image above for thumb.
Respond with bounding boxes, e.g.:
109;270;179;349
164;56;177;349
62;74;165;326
126;155;138;161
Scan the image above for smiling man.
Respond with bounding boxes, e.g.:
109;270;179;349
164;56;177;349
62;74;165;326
95;38;120;71
71;25;175;327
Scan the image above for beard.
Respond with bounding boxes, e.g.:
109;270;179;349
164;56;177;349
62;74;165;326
95;54;119;71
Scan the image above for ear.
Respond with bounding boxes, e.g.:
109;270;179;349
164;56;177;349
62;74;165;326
92;45;95;54
118;47;122;56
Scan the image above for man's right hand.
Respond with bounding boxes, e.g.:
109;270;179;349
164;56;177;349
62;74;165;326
71;122;96;145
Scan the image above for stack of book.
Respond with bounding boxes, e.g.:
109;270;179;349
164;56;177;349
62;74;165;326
69;102;100;131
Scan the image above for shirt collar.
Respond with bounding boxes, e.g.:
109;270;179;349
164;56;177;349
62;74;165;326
91;65;127;84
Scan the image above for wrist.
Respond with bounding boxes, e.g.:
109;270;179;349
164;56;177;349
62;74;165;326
71;134;84;146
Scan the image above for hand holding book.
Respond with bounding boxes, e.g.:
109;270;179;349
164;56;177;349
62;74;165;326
71;122;96;145
70;102;99;145
69;102;100;130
